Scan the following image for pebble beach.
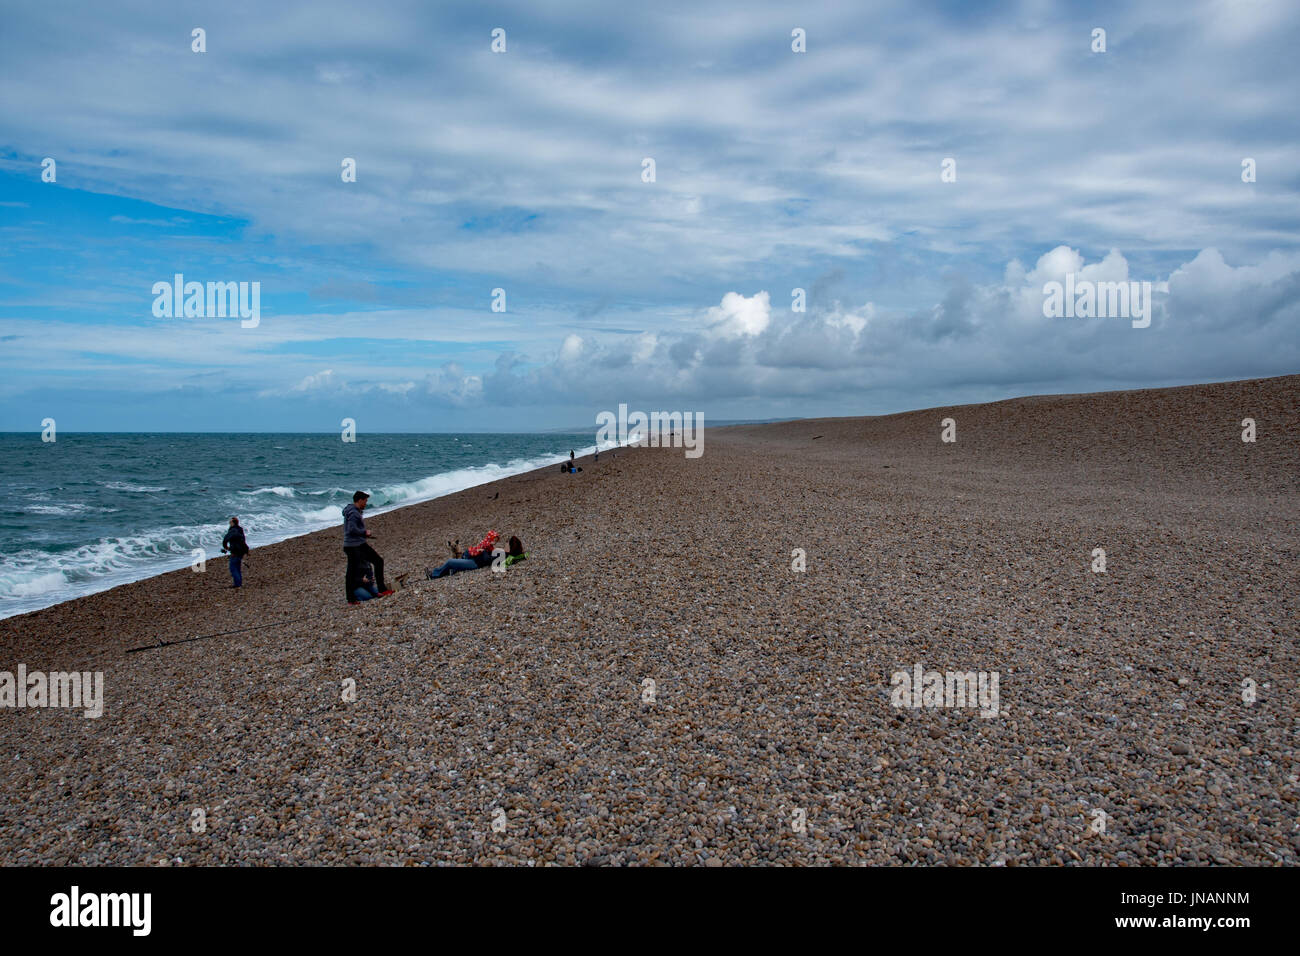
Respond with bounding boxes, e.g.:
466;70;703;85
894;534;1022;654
1;374;1297;866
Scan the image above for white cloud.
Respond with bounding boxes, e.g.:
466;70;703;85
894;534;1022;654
559;334;584;362
477;247;1300;406
705;291;771;338
1;0;1297;427
287;369;342;394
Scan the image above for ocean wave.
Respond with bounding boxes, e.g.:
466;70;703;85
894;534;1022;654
25;503;120;516
364;445;601;514
247;486;297;498
305;487;353;497
101;481;167;493
2;569;68;598
300;504;343;524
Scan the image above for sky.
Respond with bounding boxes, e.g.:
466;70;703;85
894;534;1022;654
0;0;1297;432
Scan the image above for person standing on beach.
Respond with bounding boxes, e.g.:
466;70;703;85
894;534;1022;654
343;491;391;604
220;517;249;589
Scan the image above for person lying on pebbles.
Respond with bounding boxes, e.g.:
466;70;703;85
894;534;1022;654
425;532;528;579
426;530;498;579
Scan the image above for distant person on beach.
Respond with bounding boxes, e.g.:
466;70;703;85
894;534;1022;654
353;563;381;601
220;517;249;588
344;491;391;604
504;535;527;567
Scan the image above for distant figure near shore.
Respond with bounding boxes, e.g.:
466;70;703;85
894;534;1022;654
220;516;249;588
343;491;391;604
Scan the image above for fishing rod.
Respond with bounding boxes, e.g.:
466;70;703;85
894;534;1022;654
125;613;327;654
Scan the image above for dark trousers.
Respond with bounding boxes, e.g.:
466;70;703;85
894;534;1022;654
344;543;385;600
229;555;243;587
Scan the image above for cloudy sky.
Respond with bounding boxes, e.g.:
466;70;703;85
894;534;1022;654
1;0;1296;431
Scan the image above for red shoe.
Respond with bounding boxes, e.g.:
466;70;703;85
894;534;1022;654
379;589;395;597
347;600;361;607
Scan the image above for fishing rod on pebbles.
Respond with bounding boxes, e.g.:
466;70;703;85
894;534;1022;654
125;579;415;654
125;613;330;654
124;565;426;653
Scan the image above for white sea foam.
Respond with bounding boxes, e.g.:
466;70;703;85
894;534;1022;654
363;445;602;515
5;569;68;598
299;504;342;524
248;486;296;497
26;503;119;516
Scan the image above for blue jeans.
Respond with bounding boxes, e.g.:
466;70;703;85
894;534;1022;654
354;585;379;601
428;557;478;579
229;555;243;587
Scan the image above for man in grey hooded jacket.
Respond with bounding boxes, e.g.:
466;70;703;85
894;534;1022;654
343;491;390;603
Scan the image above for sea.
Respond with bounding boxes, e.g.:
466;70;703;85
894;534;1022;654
0;432;601;620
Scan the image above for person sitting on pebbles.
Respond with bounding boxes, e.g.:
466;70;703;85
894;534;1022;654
353;563;381;602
